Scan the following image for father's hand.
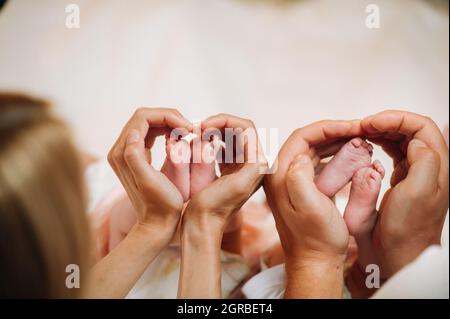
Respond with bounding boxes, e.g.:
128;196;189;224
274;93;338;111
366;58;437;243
265;120;362;298
361;110;449;279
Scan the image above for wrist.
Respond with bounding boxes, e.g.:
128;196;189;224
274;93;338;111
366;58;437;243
182;204;228;240
132;219;177;248
178;206;224;298
284;251;346;299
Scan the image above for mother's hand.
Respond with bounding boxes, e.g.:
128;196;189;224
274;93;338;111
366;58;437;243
178;114;267;298
87;108;192;298
361;110;449;279
265;120;362;298
108;107;192;240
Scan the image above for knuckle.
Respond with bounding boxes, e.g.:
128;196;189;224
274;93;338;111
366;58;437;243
111;149;124;165
167;108;181;115
422;115;434;125
315;120;328;126
291;127;303;138
134;107;149;118
244;118;255;128
286;167;299;183
123;145;138;163
107;150;115;166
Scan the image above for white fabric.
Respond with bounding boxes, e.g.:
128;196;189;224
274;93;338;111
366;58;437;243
127;246;249;299
372;244;449;299
85;159;122;214
243;213;449;299
242;264;286;299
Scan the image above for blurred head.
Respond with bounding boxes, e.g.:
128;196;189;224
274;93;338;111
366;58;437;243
0;93;89;298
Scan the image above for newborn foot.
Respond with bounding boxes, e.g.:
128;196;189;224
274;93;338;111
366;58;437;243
315;137;373;197
344;160;385;237
161;138;191;202
190;138;220;197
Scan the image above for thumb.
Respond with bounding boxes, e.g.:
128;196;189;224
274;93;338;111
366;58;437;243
286;155;322;212
402;138;440;196
124;129;158;183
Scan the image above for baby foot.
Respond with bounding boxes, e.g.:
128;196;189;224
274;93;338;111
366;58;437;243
344;160;385;237
190;138;220;197
315;137;373;197
161;138;191;202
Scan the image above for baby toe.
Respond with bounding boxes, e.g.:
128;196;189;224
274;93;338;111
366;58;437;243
372;160;385;178
350;137;364;148
168;140;191;165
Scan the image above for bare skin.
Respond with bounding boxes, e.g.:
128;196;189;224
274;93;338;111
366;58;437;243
261;137;376;271
346;111;449;298
178;114;268;299
265;120;364;298
86;107;192;298
344;161;385;237
344;161;385;274
108;135;243;253
315;137;373;197
161;139;191;202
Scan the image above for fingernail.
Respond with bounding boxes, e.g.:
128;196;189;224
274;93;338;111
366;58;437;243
410;139;426;148
127;129;140;144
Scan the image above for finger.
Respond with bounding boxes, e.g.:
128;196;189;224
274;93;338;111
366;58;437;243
202;113;255;130
230;146;268;199
297;120;362;147
108;131;142;205
123;129;162;191
274;120;362;186
390;158;409;187
401;138;441;196
285;155;322;212
145;127;172;149
109;108;191;209
203;114;259;165
315;139;349;159
117;108;192;154
361;110;446;157
362;110;450;187
131;107;192;131
367;137;405;166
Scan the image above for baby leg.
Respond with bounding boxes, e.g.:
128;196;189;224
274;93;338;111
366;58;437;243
190;139;218;197
161;138;191;202
344;160;385;269
315;137;373;197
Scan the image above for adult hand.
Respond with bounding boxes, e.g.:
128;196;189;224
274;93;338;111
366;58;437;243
88;107;192;298
108;107;192;241
264;120;362;298
360;110;449;279
178;114;267;298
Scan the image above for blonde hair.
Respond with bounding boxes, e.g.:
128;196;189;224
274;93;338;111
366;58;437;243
0;93;90;298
